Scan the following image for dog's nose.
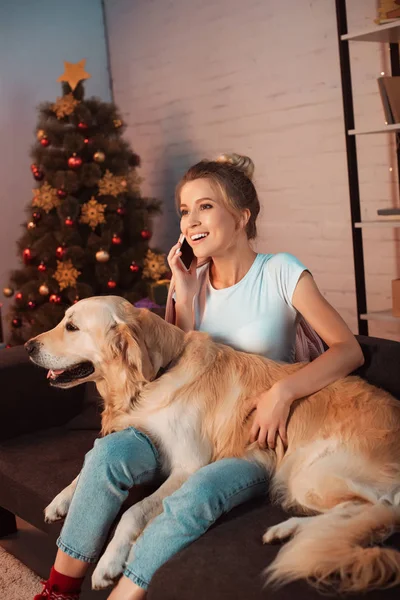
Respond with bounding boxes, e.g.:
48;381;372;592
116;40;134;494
25;339;39;355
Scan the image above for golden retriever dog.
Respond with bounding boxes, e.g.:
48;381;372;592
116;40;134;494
25;296;400;593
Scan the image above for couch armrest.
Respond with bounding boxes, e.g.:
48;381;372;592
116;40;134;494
354;335;400;400
0;345;85;441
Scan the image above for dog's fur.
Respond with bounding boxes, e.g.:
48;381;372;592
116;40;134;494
26;296;400;592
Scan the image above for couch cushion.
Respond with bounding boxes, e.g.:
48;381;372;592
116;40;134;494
149;497;400;600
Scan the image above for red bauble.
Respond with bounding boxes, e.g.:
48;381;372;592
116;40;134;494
112;234;122;245
56;246;65;259
33;170;44;181
130;261;140;273
49;294;61;304
28;300;36;309
84;138;89;144
15;292;23;301
73;295;80;304
30;163;38;173
107;279;117;289
40;137;50;147
32;211;41;222
68;155;82;169
117;205;126;216
38;262;47;272
23;248;32;264
57;189;67;199
12;317;22;328
140;229;152;240
78;122;88;130
65;216;74;227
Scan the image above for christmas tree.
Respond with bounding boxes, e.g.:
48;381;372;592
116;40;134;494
3;60;169;346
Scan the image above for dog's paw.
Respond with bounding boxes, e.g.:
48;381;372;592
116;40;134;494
44;494;71;523
91;542;132;590
262;517;304;544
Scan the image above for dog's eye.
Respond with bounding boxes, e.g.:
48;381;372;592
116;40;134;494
66;322;79;332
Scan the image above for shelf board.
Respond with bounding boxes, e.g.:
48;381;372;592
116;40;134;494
355;220;400;227
360;310;400;323
341;20;400;43
348;123;400;135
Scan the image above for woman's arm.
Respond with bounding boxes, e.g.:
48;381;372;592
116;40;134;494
175;300;194;332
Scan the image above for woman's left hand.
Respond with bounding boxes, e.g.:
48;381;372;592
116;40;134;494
249;383;292;449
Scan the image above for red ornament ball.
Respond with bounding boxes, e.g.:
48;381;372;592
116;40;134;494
40;137;50;147
32;211;41;222
23;248;32;264
73;295;80;304
12;317;22;328
107;279;117;289
68;155;82;169
56;246;65;259
140;229;152;241
49;294;62;304
38;262;47;272
117;205;126;216
57;189;67;199
112;234;122;245
30;163;39;173
65;216;74;227
28;300;36;309
15;292;23;301
33;170;44;181
130;261;140;273
78;122;88;130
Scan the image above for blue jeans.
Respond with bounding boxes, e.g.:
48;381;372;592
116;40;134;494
57;427;268;590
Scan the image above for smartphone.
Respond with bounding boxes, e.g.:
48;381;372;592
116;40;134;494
177;233;195;271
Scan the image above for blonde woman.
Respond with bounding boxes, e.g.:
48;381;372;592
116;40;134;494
34;154;363;600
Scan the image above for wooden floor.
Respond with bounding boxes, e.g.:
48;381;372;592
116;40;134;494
0;517;109;600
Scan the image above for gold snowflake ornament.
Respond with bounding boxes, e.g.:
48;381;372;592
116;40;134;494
80;197;106;230
52;93;80;119
32;183;60;213
98;170;127;197
143;249;169;281
53;260;81;290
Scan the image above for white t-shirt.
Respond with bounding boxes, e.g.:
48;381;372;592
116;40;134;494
194;253;308;363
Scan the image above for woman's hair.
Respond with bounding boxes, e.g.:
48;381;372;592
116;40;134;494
175;153;260;240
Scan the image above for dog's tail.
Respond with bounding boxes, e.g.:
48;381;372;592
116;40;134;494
264;501;400;593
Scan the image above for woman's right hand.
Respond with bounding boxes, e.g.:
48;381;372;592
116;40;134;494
167;240;199;305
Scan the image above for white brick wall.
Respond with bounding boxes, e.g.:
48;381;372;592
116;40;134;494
105;0;400;341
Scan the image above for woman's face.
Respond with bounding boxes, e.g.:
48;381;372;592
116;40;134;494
179;178;245;259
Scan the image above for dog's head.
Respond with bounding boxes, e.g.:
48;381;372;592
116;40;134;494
24;296;157;389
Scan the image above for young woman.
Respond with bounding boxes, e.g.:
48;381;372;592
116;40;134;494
34;154;364;600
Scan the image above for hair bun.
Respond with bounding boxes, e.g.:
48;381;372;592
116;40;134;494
215;153;255;180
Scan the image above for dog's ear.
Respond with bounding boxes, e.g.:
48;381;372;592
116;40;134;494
109;323;154;382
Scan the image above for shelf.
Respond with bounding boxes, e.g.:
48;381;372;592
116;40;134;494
355;220;400;228
348;123;400;135
341;20;400;43
360;310;400;323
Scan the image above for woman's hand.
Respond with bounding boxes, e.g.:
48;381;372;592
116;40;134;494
167;240;199;305
249;383;292;449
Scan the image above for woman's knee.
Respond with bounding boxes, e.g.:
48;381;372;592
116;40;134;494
85;428;153;470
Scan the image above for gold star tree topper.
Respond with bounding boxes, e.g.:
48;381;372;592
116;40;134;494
57;59;91;91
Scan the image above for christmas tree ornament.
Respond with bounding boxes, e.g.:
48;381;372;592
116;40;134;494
107;279;117;289
80;197;106;230
32;211;41;222
15;292;23;301
27;221;36;230
53;259;81;290
73;295;80;304
57;189;67;199
121;179;127;188
3;287;14;298
84;138;90;145
12;317;22;328
143;249;168;281
30;163;39;172
33;170;44;181
117;204;126;216
28;300;36;309
78;122;88;130
36;129;46;140
56;245;65;259
129;261;140;273
23;248;33;264
38;261;47;272
114;119;122;128
64;216;74;227
112;233;122;245
39;284;49;296
52;93;80;119
98;170;126;197
68;154;82;169
40;137;50;147
93;151;105;163
57;59;91;91
95;249;110;263
32;182;60;213
140;229;152;241
49;294;61;304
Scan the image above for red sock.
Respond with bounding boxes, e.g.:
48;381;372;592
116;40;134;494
34;566;84;599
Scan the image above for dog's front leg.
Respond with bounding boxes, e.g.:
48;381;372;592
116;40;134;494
92;468;194;590
44;475;79;523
